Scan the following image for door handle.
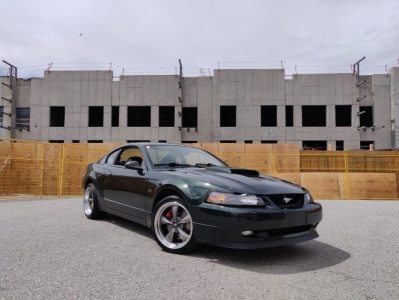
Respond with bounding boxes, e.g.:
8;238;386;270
106;171;113;176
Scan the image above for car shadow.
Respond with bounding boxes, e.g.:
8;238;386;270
101;215;350;275
190;241;351;274
102;214;153;239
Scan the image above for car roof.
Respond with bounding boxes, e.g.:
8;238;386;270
121;142;192;148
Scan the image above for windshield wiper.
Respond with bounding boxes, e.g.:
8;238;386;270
154;163;193;168
195;163;217;167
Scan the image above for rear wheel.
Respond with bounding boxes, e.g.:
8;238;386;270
152;196;197;254
83;183;106;219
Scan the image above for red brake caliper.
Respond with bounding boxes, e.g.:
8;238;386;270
165;209;173;220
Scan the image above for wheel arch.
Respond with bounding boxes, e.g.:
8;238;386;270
151;185;187;212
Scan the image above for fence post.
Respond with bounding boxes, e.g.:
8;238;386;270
58;144;66;197
344;153;350;199
40;143;44;198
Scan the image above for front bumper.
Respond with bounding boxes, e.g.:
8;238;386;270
190;202;322;249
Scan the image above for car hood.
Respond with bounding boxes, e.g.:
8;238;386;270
162;166;305;195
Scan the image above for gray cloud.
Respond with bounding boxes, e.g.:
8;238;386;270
1;0;398;78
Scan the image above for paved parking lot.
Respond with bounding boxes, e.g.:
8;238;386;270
0;198;398;300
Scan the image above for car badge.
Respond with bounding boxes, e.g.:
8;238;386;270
283;197;292;203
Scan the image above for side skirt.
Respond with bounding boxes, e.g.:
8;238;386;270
100;205;149;228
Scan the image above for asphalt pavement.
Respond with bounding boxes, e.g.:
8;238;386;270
0;198;398;300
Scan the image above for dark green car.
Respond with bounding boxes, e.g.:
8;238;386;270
82;143;322;254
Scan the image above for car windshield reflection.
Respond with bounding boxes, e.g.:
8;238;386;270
146;145;226;168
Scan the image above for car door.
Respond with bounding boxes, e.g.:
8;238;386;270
103;147;148;219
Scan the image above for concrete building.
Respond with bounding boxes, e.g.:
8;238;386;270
1;67;398;150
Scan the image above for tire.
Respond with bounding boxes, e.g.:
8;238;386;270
83;183;106;219
152;196;197;254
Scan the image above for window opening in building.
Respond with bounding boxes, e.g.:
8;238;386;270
49;140;64;143
245;140;253;144
261;140;278;144
112;106;119;127
0;106;3;126
220;106;236;127
335;105;351;127
182;107;198;128
336;141;344;151
302;106;326;127
261;106;277;127
286;106;293;127
158;140;167;143
16;108;30;130
88;140;103;143
88;106;104;127
182;141;197;143
127;140;150;143
302;140;327;150
72;140;80;143
128;106;151;127
159;106;175;127
50;106;65;127
359;106;373;127
220;140;236;143
360;141;374;150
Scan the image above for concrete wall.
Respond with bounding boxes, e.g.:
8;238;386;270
391;67;399;147
181;77;213;143
1;66;398;149
118;75;182;143
213;69;285;143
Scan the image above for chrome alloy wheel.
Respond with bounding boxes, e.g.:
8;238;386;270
83;186;94;216
154;201;193;250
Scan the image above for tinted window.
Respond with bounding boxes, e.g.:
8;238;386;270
106;150;120;165
117;147;144;166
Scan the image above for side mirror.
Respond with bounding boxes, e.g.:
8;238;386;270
125;161;144;171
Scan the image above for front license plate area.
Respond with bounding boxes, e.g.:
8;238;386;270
285;211;306;227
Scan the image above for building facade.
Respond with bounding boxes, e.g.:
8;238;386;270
1;67;399;150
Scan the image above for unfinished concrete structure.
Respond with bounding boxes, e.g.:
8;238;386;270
1;66;398;150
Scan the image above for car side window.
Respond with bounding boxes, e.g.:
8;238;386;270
117;147;145;167
106;150;120;165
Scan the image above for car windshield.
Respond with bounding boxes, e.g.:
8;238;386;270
145;145;226;167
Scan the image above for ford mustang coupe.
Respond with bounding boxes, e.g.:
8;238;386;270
82;143;322;254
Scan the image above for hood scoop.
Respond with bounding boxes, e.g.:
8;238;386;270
207;166;260;177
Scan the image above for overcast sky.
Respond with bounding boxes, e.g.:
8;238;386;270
1;0;398;78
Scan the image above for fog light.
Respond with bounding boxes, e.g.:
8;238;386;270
241;231;253;236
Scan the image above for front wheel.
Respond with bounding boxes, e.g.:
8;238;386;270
152;196;197;254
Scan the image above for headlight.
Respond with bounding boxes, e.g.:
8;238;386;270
305;193;314;204
206;192;265;206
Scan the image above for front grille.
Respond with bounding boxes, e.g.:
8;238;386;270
265;194;304;209
266;225;312;237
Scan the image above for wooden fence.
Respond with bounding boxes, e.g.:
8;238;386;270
0;139;398;200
